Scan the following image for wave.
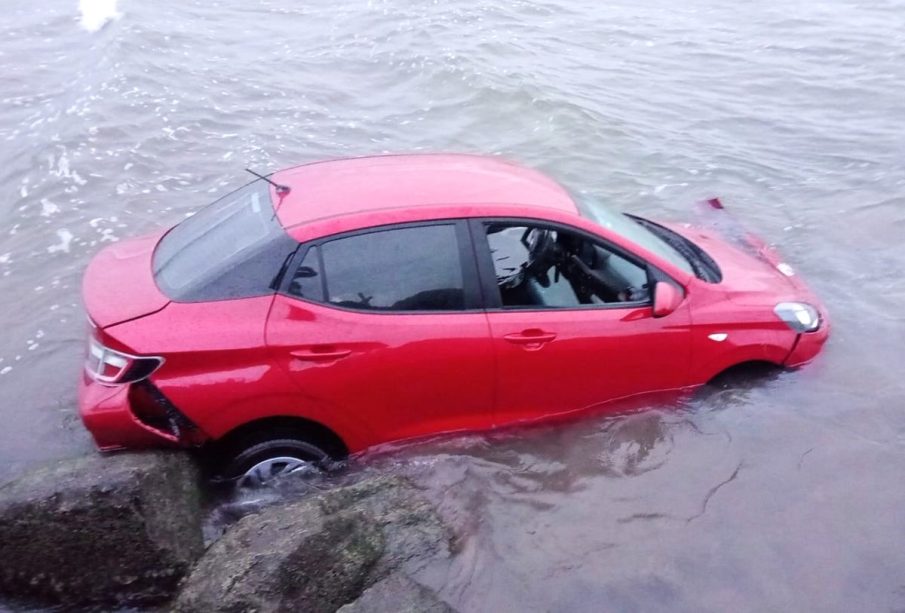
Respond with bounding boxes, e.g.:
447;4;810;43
78;0;121;32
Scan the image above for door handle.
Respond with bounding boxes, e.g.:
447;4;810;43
503;330;557;345
290;348;352;362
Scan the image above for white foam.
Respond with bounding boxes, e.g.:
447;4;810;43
48;229;75;254
78;0;121;33
40;198;60;217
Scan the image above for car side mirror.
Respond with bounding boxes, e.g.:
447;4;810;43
653;281;683;318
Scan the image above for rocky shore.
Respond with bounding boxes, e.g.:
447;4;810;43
0;452;455;612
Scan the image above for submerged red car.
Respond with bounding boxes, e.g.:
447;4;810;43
80;154;828;484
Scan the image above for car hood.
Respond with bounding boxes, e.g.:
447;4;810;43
82;231;171;328
659;222;809;304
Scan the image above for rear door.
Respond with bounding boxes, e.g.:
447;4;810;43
266;221;495;447
472;218;692;426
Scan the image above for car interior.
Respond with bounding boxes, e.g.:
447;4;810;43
485;224;651;308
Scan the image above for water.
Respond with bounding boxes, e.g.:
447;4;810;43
1;0;904;610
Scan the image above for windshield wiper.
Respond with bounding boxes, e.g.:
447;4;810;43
630;216;720;282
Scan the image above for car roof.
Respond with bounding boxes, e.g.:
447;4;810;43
271;154;579;228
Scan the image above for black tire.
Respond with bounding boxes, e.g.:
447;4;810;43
217;433;334;487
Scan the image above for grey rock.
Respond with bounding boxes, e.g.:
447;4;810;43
338;573;454;613
320;476;453;579
175;475;453;612
174;503;383;613
0;451;204;608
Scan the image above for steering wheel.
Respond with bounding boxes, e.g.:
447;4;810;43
521;228;560;287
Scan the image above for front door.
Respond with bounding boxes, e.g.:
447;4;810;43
267;221;495;447
473;219;692;426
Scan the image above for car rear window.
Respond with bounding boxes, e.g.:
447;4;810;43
304;224;466;311
153;181;298;302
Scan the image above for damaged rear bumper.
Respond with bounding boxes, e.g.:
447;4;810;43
78;374;207;451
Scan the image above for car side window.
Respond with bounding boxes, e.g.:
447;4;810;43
484;222;650;309
287;246;324;302
313;224;466;311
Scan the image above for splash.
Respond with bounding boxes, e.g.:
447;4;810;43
78;0;121;32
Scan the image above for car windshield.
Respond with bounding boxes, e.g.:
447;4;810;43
153;181;289;300
575;196;693;274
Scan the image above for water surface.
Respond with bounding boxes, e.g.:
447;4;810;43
1;0;904;610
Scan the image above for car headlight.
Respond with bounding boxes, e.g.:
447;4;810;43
774;302;820;333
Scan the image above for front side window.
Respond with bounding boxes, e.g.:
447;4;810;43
315;224;466;311
484;222;650;309
153;181;296;301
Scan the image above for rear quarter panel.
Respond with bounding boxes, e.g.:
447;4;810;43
104;295;373;451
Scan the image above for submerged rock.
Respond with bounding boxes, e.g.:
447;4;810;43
0;451;204;608
175;475;454;612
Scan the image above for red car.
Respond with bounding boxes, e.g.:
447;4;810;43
80;154;828;485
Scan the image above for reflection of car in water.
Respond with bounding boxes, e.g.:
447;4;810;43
77;154;829;486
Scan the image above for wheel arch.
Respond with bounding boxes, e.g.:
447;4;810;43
691;341;792;386
211;415;349;460
705;359;785;386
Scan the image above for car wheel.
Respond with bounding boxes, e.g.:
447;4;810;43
220;437;333;488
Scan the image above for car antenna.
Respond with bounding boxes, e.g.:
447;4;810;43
245;168;291;195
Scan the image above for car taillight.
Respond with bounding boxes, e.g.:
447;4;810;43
85;336;163;385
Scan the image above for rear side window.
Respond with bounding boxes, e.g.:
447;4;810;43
287;246;324;302
312;224;465;311
153;181;297;302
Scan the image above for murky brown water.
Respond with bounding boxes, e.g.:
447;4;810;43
2;0;904;610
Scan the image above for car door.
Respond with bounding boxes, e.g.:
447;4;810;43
471;218;692;426
266;220;496;447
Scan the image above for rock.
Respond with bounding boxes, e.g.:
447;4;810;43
338;573;454;613
175;502;383;613
0;451;204;608
174;475;453;612
319;475;453;579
